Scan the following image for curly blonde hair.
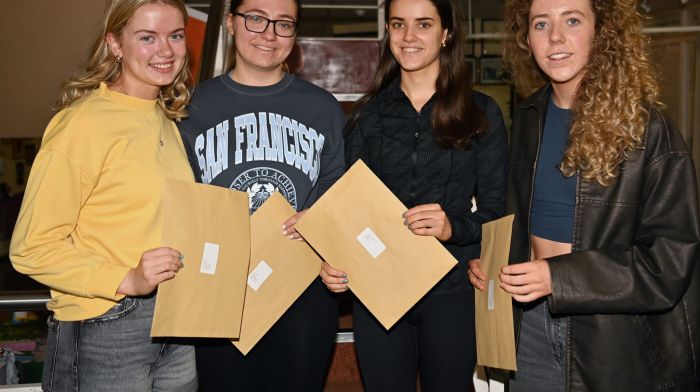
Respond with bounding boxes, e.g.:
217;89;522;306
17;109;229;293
58;0;192;121
504;0;661;186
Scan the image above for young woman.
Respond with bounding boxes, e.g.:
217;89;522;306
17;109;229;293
176;0;345;390
469;0;700;390
320;0;507;390
10;0;197;390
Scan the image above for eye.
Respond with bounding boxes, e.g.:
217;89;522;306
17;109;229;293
277;21;294;30
567;17;581;26
418;22;431;29
170;33;185;41
140;35;155;43
390;21;404;29
247;14;264;23
533;21;547;30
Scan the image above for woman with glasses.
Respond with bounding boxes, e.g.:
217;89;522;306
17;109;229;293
177;0;345;390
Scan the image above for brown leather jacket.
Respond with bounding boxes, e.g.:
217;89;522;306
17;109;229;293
508;86;700;391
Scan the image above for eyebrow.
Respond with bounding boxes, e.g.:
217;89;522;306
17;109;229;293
132;27;185;35
388;16;436;22
530;9;585;21
242;8;296;21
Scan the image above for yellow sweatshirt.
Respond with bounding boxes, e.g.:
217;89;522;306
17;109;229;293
10;83;194;321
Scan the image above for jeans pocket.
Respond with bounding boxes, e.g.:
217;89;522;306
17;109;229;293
81;297;139;324
41;315;60;392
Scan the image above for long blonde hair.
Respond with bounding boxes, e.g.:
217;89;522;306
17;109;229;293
58;0;192;121
504;0;661;186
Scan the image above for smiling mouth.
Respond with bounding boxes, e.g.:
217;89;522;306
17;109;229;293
548;53;572;60
150;62;173;70
253;44;275;52
402;47;422;53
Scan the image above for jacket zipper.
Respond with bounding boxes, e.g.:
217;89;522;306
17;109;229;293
515;105;543;358
409;109;421;205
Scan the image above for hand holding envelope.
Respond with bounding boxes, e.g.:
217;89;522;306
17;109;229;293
232;192;322;355
474;214;517;371
295;160;458;330
151;179;250;338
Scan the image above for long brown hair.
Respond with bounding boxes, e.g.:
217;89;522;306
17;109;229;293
58;0;192;121
349;0;487;150
504;0;661;185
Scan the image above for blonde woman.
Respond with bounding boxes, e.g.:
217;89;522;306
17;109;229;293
10;0;197;390
469;0;700;390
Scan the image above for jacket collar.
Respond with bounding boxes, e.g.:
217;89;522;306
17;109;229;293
377;76;437;107
521;84;553;114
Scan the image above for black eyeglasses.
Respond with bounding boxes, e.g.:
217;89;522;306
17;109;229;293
235;12;297;38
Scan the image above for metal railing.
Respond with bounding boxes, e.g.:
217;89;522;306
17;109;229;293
0;291;49;312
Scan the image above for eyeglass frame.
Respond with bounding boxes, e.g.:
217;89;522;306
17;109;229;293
234;12;298;38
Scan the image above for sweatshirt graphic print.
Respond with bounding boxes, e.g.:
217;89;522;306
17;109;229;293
179;73;345;213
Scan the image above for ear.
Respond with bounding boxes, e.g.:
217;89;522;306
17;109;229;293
226;13;235;36
105;32;121;58
442;28;448;45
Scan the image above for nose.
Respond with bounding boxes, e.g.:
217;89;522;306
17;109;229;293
549;22;565;44
159;38;174;57
403;25;417;42
261;20;277;40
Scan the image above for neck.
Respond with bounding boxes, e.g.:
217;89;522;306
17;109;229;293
108;79;159;100
551;81;578;109
231;63;285;87
399;64;439;111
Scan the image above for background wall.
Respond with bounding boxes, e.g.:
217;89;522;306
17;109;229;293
0;0;108;139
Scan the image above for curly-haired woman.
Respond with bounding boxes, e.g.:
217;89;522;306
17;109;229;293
10;1;197;390
468;0;700;390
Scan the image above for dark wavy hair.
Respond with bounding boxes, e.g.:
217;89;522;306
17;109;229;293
348;0;487;150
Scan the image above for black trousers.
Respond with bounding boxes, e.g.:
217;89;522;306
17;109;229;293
353;288;476;392
196;278;339;391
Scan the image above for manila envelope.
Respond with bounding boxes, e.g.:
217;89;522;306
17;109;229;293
295;160;458;330
475;214;517;370
151;178;250;338
232;192;322;355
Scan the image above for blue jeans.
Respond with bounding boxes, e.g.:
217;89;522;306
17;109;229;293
510;299;568;392
42;295;197;392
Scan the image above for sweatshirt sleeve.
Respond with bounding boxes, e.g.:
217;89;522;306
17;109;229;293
303;101;346;209
446;96;508;245
10;149;130;300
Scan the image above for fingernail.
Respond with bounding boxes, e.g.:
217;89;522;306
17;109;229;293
282;224;287;229
282;230;288;235
178;254;184;260
341;273;347;278
342;279;349;284
180;261;185;268
287;235;295;239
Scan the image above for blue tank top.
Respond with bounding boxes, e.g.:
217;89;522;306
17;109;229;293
530;98;576;243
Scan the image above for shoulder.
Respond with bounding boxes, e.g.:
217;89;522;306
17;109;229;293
644;106;690;159
42;89;119;148
289;76;341;107
471;91;504;122
188;75;228;108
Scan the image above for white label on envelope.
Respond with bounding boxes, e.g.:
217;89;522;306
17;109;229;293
356;227;386;259
248;261;273;291
200;242;220;275
487;280;495;310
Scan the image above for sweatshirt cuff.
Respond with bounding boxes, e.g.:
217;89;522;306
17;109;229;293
87;263;131;301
